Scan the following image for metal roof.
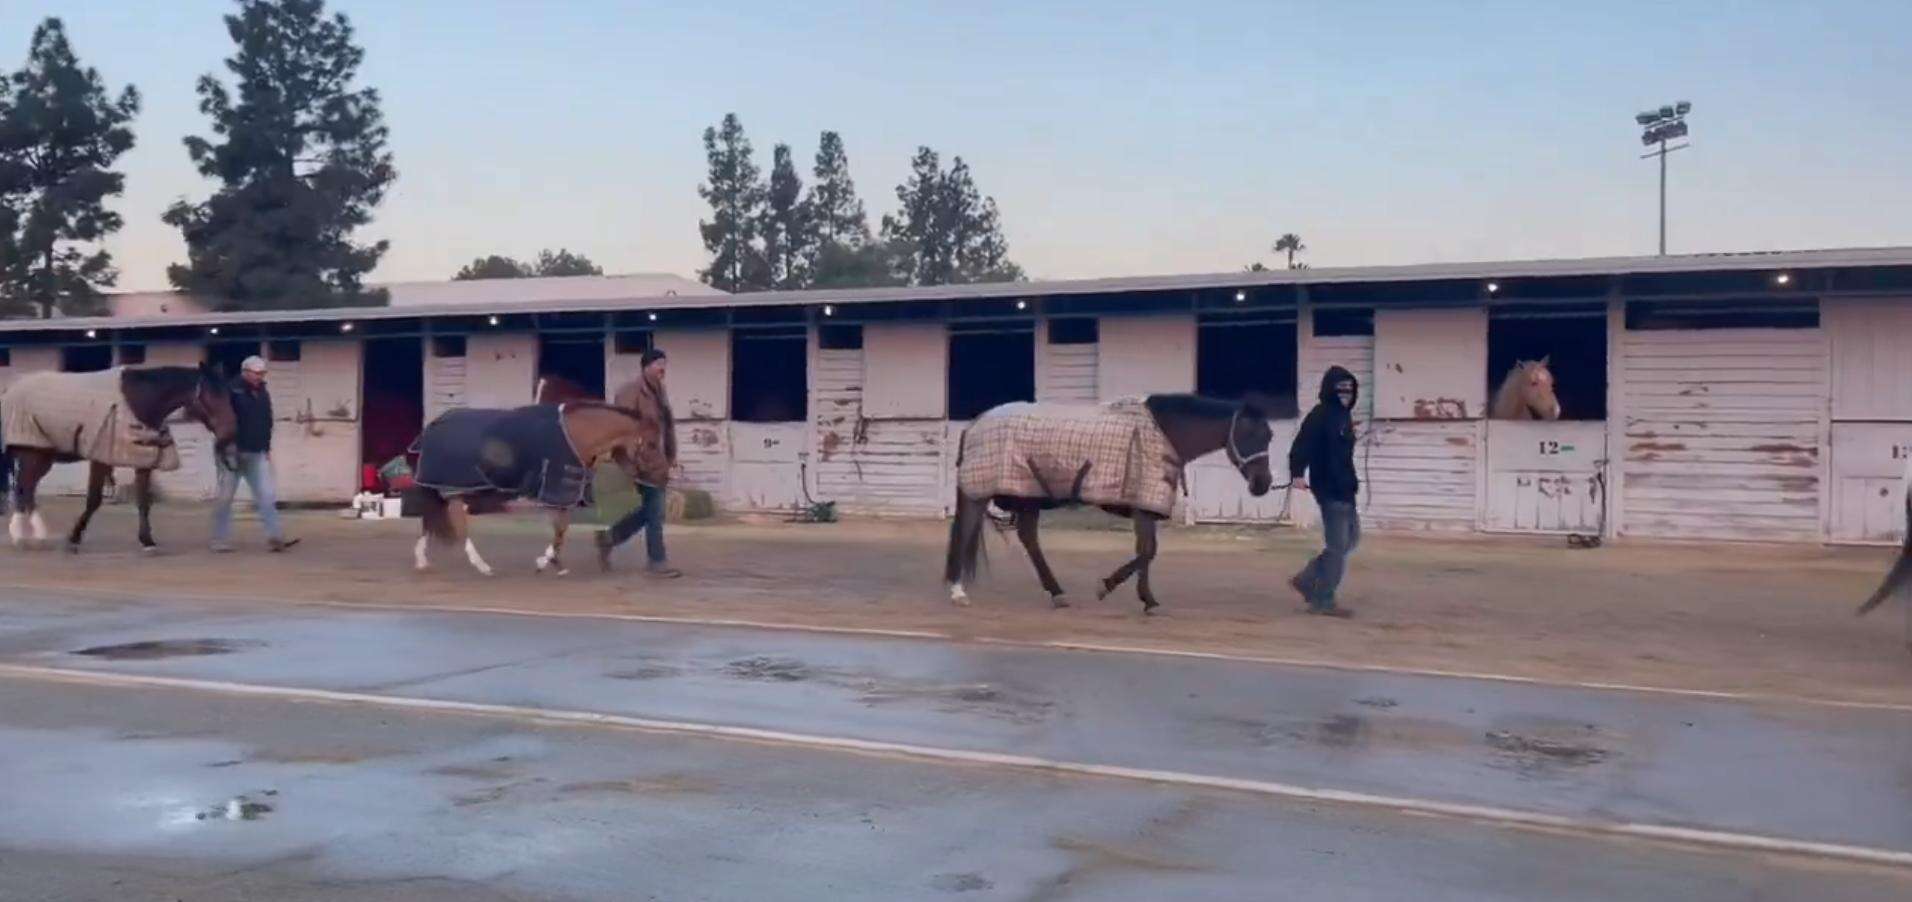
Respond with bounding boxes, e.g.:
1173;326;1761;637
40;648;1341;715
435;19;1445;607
7;245;1911;335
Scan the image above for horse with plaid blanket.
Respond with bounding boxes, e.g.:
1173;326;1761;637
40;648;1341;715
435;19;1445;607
944;394;1275;614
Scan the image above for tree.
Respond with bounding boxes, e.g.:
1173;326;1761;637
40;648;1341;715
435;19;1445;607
531;247;601;277
808;130;868;246
1274;232;1306;269
696;113;764;292
0;19;140;319
163;0;396;311
453;248;603;280
811;238;905;289
1244;262;1270;272
757;143;813;290
880;147;1022;286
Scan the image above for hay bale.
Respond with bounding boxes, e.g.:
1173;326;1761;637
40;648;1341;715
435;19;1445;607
671;488;716;522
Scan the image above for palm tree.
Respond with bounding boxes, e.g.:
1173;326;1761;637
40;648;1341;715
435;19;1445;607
1273;233;1306;269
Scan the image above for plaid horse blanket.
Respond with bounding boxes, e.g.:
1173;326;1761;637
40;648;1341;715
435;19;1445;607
957;399;1183;516
0;368;181;470
411;404;592;508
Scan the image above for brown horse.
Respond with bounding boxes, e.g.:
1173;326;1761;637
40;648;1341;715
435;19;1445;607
1;363;237;553
944;394;1275;614
410;401;648;577
1855;457;1912;653
1490;357;1563;420
535;373;598;405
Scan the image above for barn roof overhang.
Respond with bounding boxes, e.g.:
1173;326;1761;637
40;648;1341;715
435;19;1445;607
4;246;1910;344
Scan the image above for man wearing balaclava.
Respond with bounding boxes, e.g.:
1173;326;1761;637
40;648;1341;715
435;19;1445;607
1288;365;1360;617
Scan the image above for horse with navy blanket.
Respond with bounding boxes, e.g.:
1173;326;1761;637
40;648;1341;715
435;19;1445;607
408;400;652;576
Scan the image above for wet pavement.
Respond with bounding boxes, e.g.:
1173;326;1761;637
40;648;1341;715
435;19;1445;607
3;676;1910;901
0;588;1909;898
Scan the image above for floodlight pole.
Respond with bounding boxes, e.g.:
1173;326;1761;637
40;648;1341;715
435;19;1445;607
1642;139;1688;255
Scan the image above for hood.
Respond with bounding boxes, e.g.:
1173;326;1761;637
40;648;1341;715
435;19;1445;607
1318;365;1359;407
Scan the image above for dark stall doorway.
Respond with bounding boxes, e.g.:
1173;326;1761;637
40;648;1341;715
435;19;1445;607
538;333;606;400
362;337;425;480
1486;309;1607;420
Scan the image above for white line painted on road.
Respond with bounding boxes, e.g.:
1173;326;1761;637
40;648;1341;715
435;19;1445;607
10;583;1912;714
2;661;1908;870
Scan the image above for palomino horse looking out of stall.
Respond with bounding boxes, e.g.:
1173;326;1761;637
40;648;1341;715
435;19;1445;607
944;394;1275;614
408;398;650;576
1491;357;1563;420
0;364;237;553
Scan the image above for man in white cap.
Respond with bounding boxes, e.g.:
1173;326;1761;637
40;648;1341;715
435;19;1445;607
211;355;297;552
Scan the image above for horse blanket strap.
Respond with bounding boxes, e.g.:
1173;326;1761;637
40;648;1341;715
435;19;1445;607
0;368;180;471
958;400;1182;517
412;405;592;508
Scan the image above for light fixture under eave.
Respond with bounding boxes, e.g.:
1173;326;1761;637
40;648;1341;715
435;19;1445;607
648;312;658;322
1015;300;1028;310
1486;282;1500;294
340;322;355;333
85;329;98;339
209;327;220;335
1234;290;1247;303
1774;273;1792;286
823;305;835;316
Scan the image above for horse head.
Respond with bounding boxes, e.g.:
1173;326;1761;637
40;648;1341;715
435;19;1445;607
1230;394;1278;497
1514;357;1562;421
192;361;240;445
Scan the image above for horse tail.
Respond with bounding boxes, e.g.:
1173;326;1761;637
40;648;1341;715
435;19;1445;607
945;494;992;587
412;487;456;543
1857;471;1912;617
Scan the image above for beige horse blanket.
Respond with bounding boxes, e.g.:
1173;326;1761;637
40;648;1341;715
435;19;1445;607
957;399;1182;516
0;368;181;470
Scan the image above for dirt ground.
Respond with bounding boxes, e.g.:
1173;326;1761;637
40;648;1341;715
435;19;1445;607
3;499;1909;706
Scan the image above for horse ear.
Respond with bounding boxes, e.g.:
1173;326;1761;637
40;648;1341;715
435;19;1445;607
1538;354;1550;367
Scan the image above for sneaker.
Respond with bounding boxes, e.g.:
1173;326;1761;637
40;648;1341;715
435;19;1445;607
1306;605;1355;619
1288;573;1313;601
644;564;683;579
267;537;301;553
210;543;235;554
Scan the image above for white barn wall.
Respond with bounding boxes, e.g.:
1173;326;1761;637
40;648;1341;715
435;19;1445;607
815;323;949;517
464;334;536;409
1035;319;1098;404
1097;315;1193;401
1366;308;1487;531
272;340;360;503
1826;297;1912;543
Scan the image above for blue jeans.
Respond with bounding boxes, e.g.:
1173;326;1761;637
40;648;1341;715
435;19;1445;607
1297;500;1360;609
604;484;667;565
212;452;283;544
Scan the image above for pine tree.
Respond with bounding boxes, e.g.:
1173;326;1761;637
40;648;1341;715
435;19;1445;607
880;147;1022;286
532;248;601;277
0;19;140;319
453;254;530;280
758;143;812;290
808;130;868;246
454;248;603;280
696;113;765;293
163;0;396;311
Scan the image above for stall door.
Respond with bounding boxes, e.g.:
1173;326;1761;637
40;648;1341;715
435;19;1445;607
1484;421;1607;533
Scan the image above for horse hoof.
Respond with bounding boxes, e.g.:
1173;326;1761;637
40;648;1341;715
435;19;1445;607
1141;603;1160;616
140;546;160;556
1050;594;1071;609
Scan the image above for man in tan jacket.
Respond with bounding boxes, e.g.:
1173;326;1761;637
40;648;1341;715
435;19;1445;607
596;347;681;577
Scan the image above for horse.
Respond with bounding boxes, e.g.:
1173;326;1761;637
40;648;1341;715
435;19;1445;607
408;400;649;577
1856;455;1912;653
943;394;1275;614
0;363;237;553
1490;357;1562;420
535;373;597;405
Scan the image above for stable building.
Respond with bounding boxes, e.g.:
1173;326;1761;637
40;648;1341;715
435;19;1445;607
3;247;1910;546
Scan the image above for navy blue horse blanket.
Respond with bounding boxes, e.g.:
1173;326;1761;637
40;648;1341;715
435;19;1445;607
411;405;593;508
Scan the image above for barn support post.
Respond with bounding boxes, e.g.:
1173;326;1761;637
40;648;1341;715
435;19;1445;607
1604;290;1626;539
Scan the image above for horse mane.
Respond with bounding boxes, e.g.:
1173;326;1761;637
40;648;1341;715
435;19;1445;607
561;400;647;424
120;365;208;393
1144;393;1244;421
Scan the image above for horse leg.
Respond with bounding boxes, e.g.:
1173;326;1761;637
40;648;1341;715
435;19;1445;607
449;498;494;577
1013;507;1069;608
65;464;110;553
1095;512;1151;603
945;495;987;606
1133;516;1161;615
134;469;157;553
12;454;54;549
537;508;571;576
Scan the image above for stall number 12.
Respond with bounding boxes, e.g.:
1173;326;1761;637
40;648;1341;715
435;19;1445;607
1538;441;1575;456
1892;443;1912;461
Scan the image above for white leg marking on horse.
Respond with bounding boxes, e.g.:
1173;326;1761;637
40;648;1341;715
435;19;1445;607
29;512;47;542
464;539;494;577
536;544;557;572
948;582;970;606
414;536;431;572
8;513;25;547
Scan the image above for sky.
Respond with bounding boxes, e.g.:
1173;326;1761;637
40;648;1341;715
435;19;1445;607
3;1;1910;291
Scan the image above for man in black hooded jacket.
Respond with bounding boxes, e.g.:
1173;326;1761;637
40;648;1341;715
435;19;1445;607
1288;365;1361;617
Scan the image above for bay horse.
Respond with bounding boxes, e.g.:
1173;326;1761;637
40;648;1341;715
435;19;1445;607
535;373;598;405
0;363;237;553
1856;456;1912;653
944;394;1276;614
1490;357;1563;420
409;400;648;577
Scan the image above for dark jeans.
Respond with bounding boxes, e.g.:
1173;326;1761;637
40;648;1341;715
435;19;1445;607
1296;500;1360;609
604;484;667;566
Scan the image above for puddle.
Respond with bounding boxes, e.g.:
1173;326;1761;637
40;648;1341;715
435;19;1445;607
193;792;276;822
1484;729;1611;771
931;873;994;893
1354;696;1400;709
724;657;812;682
73;638;264;660
606;665;682;681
